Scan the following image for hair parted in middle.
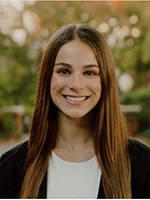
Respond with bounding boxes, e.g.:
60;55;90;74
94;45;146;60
20;22;131;198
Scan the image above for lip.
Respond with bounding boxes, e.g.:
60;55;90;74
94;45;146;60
63;95;89;105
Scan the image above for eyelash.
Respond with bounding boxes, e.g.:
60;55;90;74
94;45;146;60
84;70;98;76
57;68;70;75
57;68;99;76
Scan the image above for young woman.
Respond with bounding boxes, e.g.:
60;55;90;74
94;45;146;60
0;22;150;199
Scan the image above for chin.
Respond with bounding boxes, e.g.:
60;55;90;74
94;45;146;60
65;112;90;119
67;114;85;119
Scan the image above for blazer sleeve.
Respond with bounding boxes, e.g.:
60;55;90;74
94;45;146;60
130;139;150;198
0;156;17;198
144;165;150;198
0;141;28;198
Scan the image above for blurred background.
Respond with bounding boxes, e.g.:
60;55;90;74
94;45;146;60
0;0;150;154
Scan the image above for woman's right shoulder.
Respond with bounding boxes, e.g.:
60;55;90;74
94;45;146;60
0;140;28;167
0;141;29;198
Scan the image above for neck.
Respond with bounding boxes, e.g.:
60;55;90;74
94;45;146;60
56;112;94;150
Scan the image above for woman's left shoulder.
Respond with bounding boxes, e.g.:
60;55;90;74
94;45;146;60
129;139;150;198
129;138;150;163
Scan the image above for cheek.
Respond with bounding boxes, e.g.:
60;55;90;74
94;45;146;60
50;75;65;96
92;80;102;94
97;86;102;99
50;75;59;90
50;76;57;97
97;79;102;94
94;83;102;102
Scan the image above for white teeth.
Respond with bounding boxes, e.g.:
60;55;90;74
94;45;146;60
65;96;86;102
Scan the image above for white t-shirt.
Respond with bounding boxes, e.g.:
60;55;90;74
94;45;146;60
47;151;101;199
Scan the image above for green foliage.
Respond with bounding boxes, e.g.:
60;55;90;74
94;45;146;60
0;113;15;139
0;1;150;138
0;33;37;107
121;88;150;134
121;88;150;104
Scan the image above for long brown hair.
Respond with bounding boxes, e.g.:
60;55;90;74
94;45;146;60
20;23;131;198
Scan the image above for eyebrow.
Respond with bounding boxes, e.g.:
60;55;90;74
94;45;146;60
54;62;99;69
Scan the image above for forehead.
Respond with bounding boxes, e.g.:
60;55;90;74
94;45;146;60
55;39;98;65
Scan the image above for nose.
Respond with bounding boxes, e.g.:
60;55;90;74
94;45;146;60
68;73;84;91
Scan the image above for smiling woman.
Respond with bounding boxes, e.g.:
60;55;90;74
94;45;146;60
51;39;101;119
0;22;150;199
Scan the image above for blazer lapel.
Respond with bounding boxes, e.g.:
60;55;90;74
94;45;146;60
97;178;106;199
38;172;47;199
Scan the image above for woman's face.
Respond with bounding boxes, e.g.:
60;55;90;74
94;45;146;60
50;39;102;119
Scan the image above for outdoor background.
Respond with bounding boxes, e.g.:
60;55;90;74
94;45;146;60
0;0;150;154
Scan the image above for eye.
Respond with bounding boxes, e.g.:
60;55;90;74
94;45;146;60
84;70;97;76
57;68;70;75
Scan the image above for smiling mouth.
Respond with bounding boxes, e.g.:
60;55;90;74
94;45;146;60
64;95;89;102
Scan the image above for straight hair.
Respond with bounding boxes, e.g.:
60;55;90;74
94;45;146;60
20;23;131;198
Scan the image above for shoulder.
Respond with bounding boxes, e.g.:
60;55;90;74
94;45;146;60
0;140;28;198
129;139;150;198
129;138;150;161
0;140;28;167
129;138;150;168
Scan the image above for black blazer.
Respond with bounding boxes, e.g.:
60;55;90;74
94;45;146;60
0;139;150;199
